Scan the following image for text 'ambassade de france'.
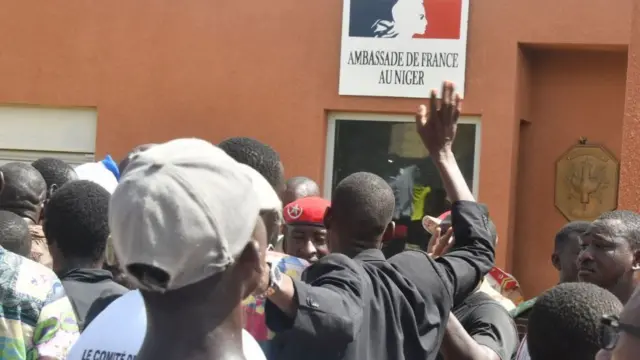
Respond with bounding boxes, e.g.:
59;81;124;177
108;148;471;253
347;50;459;86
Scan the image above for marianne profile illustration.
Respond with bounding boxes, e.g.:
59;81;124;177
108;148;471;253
350;0;428;38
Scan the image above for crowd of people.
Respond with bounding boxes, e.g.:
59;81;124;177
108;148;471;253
0;81;638;360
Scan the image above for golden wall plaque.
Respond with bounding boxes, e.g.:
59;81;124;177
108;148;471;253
555;142;619;222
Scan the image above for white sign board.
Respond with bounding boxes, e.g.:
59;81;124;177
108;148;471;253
338;0;470;98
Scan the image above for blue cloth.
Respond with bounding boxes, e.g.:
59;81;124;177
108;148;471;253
101;155;120;180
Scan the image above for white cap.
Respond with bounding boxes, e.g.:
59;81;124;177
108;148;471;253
109;138;280;292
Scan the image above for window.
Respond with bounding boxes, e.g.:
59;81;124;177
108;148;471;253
324;112;481;254
0;150;94;167
0;105;97;167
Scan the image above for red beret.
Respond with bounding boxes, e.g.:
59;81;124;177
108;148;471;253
283;197;330;225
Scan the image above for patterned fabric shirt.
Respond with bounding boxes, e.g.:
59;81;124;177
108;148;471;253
243;251;309;355
28;225;53;269
0;247;79;359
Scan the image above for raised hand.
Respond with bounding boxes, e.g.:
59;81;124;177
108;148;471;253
428;227;454;258
415;81;462;159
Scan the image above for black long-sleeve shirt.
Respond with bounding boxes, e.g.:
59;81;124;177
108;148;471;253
265;201;495;360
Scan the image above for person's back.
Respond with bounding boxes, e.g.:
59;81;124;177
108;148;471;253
0;246;79;358
526;282;622;360
108;138;277;360
44;180;127;330
265;81;495;360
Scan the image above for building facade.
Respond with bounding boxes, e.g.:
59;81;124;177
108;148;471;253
0;0;637;298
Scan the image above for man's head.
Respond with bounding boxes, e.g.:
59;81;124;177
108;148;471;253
43;180;111;272
0;162;47;224
527;282;622;360
31;158;78;201
552;221;590;284
577;211;640;299
283;176;321;206
599;287;640;360
0;210;32;257
118;143;156;177
283;196;330;262
326;172;395;254
110;138;279;313
218;137;285;198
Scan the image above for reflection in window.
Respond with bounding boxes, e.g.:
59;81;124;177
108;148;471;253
331;119;477;255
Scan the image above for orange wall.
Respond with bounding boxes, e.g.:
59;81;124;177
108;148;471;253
0;0;632;295
514;50;627;297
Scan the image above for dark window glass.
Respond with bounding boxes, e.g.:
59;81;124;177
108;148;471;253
331;119;478;255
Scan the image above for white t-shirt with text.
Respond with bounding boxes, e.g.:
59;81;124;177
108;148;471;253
67;289;266;360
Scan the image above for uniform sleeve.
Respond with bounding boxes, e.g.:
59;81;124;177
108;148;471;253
29;281;80;360
265;253;368;345
464;303;519;360
435;201;496;306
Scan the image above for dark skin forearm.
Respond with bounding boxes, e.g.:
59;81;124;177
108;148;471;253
432;150;475;203
441;313;500;360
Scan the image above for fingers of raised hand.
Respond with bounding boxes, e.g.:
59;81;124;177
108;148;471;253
416;104;428;127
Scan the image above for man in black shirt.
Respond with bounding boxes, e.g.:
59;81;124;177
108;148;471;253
260;82;496;360
435;217;518;360
439;292;518;360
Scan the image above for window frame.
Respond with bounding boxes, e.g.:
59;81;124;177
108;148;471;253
323;111;482;199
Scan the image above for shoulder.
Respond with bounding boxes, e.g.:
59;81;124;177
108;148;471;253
510;297;537;318
458;292;513;320
0;250;64;303
304;253;367;280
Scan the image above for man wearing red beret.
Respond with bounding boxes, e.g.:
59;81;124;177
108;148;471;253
282;196;331;263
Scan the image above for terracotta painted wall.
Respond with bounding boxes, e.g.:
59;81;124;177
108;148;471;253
514;50;627;297
0;0;631;287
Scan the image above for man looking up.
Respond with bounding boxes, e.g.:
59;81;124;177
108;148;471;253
109;138;279;360
282;176;321;206
577;210;640;303
262;81;495;360
282;196;330;262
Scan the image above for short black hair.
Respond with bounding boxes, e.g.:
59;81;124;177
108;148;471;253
554;221;590;251
527;282;622;360
0;162;47;222
218;137;283;189
43;180;111;262
32;158;78;195
597;210;640;248
332;172;395;242
0;210;32;257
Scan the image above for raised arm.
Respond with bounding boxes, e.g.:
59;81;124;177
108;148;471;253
416;81;495;304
